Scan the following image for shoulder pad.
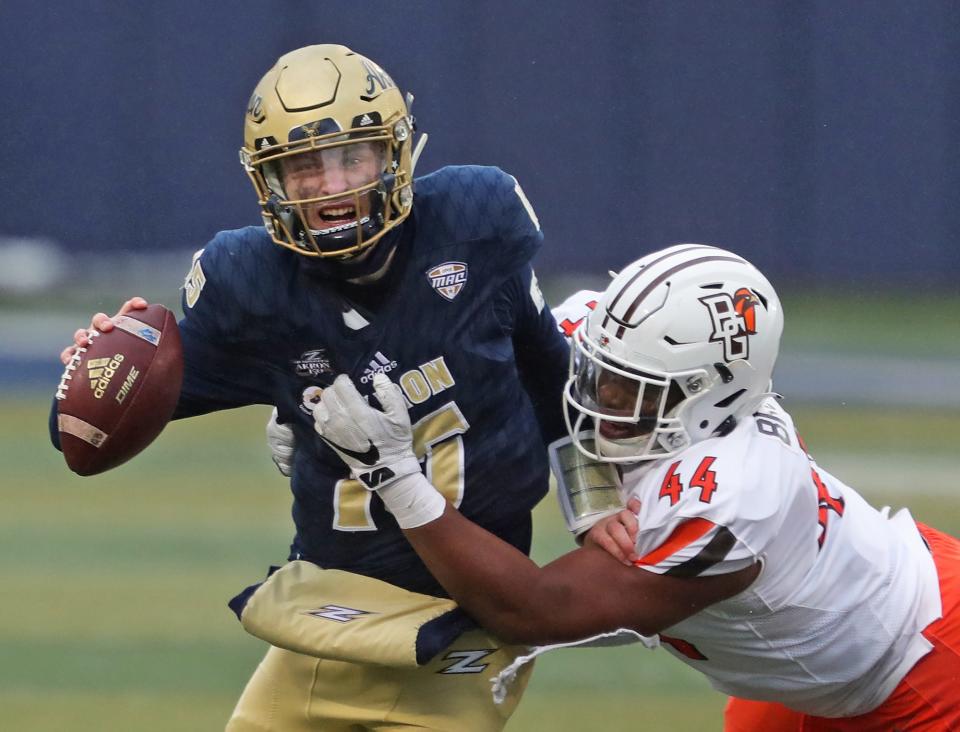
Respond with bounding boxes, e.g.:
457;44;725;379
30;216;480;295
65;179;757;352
552;289;602;339
180;226;291;333
413;166;543;271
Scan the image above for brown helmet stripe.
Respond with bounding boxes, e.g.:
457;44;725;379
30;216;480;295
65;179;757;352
607;244;719;313
604;245;726;336
616;254;748;327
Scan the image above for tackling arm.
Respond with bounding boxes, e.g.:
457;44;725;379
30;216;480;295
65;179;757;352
403;502;759;646
312;373;760;647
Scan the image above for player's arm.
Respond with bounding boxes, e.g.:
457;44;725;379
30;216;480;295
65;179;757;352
489;170;569;444
404;503;758;645
507;267;571;444
171;326;273;418
173;244;279;418
312;373;759;646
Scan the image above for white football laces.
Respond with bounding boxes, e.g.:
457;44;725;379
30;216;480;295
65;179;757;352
55;329;99;400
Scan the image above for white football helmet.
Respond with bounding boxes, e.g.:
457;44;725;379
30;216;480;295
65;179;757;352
564;244;783;463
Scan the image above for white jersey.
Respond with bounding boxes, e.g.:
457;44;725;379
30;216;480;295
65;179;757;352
625;398;941;717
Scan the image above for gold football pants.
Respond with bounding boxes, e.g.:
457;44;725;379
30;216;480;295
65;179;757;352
226;629;533;731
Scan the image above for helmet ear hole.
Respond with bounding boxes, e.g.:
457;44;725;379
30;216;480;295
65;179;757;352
715;416;738;436
714;388;746;409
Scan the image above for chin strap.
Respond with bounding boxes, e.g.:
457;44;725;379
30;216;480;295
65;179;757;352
405;92;429;175
411;132;428;174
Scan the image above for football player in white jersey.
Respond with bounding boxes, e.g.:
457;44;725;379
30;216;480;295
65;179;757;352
310;244;960;730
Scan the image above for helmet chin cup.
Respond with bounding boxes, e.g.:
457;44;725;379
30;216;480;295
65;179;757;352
595;430;652;461
564;397;689;465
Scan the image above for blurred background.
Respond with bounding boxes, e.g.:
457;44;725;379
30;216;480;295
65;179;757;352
2;1;958;730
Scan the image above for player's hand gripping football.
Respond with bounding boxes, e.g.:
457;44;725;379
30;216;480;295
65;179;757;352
59;296;149;365
313;373;445;528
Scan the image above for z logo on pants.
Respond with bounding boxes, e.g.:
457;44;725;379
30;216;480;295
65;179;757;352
438;649;495;674
305;605;373;623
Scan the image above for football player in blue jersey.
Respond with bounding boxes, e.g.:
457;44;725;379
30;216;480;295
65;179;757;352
55;44;569;731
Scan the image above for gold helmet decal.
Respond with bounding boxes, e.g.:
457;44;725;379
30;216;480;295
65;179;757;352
240;45;416;258
246;93;265;123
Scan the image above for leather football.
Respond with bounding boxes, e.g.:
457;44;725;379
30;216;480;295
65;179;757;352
55;304;183;475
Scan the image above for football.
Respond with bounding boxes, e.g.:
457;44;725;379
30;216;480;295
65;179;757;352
55;304;183;476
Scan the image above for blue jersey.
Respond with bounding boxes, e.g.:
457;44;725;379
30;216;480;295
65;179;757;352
174;166;569;595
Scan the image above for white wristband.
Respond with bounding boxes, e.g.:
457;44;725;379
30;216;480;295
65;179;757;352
378;472;447;529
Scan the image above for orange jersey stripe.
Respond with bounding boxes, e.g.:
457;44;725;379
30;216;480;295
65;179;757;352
634;517;716;567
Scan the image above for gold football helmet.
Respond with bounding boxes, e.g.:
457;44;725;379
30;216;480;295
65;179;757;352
240;45;418;258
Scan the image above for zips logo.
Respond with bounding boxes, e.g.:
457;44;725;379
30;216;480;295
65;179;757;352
359;352;399;384
438;649;495;674
305;605;374;623
427;262;468;301
293;348;333;378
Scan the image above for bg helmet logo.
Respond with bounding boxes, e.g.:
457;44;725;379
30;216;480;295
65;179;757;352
732;287;758;333
700;288;759;362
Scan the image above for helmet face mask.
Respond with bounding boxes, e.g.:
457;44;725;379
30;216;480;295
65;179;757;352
565;329;709;463
262;138;389;254
240;45;416;259
564;244;784;464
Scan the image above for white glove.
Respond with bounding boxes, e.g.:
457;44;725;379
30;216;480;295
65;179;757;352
313;373;445;528
266;407;296;477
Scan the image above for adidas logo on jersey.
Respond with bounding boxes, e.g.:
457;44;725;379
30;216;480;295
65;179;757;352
359;352;399;384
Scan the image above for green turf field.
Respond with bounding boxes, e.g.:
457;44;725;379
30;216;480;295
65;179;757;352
3;394;959;731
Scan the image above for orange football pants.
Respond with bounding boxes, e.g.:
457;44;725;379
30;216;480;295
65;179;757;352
724;523;960;731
